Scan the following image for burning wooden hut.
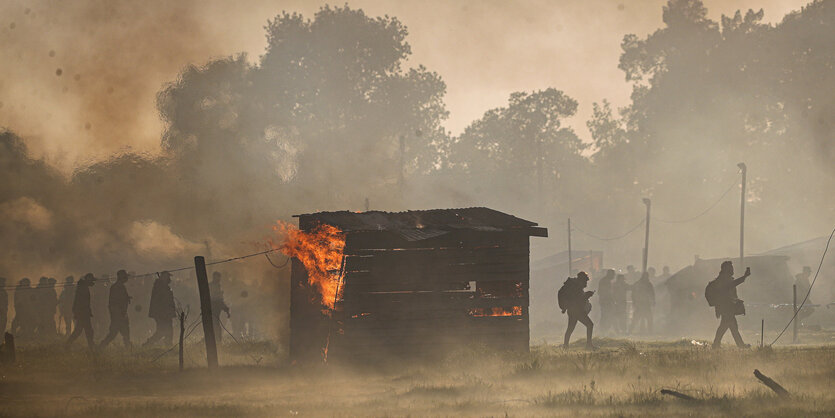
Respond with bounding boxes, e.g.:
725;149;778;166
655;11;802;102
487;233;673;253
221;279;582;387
287;207;547;362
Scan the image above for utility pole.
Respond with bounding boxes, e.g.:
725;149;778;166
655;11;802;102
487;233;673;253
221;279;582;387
567;218;573;276
642;198;651;274
589;250;594;274
399;135;406;197
738;162;747;268
194;256;218;369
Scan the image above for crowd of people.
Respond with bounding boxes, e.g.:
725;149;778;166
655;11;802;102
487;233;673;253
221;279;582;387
0;270;255;351
557;261;751;349
558;260;817;350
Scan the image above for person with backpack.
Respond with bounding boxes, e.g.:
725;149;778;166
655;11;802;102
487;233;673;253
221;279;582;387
705;261;751;349
559;271;595;350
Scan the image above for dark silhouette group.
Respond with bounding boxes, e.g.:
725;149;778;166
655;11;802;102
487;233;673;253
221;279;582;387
0;269;235;352
592;269;656;336
560;260;763;350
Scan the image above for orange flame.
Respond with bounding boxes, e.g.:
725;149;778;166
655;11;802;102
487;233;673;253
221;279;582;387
272;221;345;310
468;306;523;317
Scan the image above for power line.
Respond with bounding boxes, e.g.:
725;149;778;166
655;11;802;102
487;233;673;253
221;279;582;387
264;252;290;269
205;249;278;266
769;225;835;346
653;178;740;224
1;248;281;290
569;175;738;241
572;218;645;241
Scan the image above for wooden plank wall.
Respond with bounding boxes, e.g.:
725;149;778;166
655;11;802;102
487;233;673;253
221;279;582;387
288;258;331;363
289;228;534;362
335;231;530;358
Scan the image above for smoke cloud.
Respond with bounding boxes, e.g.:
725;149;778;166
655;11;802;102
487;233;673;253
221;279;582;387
0;0;830;342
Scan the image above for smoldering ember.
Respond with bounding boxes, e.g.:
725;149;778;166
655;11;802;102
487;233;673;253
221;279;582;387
0;1;834;417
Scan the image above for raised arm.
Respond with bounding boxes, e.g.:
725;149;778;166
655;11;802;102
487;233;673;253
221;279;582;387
732;267;751;287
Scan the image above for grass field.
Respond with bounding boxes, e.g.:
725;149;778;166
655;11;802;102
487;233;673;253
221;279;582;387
2;336;835;417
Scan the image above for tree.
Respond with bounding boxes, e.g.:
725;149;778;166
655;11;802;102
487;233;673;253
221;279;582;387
157;5;450;218
452;88;587;212
595;0;835;264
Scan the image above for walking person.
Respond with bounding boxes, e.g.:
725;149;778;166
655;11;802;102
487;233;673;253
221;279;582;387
99;270;132;349
66;274;97;350
144;272;175;346
42;278;59;338
11;278;34;338
705;261;751;349
210;272;231;344
559;271;595;350
57;276;75;335
33;277;52;338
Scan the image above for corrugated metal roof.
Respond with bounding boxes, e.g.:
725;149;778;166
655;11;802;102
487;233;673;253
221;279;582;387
395;228;449;242
294;207;545;239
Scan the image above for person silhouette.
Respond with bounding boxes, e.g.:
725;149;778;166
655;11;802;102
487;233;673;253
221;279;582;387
145;272;175;346
559;271;595;349
66;274;97;350
100;270;132;349
707;261;751;348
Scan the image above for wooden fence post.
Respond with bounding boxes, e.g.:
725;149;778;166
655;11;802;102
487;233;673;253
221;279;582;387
194;256;218;369
178;311;185;371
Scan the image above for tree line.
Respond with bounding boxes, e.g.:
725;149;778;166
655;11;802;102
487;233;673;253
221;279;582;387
1;0;833;275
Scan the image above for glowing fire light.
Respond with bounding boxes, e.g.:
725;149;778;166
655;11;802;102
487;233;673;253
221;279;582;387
468;306;523;317
272;221;345;311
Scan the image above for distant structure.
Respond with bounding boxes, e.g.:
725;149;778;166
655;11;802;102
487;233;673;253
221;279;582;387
289;207;547;362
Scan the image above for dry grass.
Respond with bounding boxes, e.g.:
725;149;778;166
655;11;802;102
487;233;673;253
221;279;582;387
2;336;835;417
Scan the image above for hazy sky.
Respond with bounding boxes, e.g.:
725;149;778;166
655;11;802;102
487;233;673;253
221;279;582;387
0;0;810;172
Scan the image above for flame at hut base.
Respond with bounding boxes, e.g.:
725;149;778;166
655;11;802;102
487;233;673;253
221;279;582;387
468;306;523;317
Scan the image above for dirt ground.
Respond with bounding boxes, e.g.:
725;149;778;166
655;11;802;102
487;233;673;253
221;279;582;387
2;334;835;417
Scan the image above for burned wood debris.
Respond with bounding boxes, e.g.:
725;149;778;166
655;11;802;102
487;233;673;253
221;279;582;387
754;369;791;398
289;207;547;362
660;389;697;401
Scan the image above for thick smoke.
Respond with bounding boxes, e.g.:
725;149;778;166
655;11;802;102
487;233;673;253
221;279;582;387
0;1;832;342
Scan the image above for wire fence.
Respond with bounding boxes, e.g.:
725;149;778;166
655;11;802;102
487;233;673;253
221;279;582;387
769;225;835;346
1;248;286;290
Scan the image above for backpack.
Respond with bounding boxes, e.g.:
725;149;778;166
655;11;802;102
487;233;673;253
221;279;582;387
705;279;720;307
557;280;572;312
